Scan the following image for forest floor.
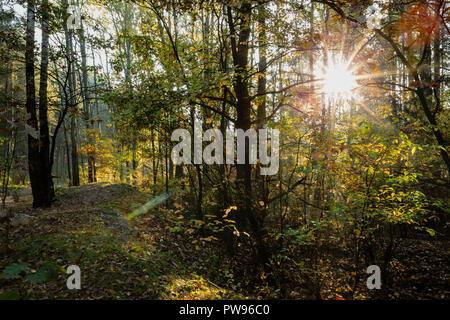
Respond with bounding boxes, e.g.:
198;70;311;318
0;183;448;300
0;183;243;299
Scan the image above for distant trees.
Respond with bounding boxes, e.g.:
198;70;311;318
326;0;449;177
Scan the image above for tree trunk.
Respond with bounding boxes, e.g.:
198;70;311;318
256;2;268;218
38;0;55;206
64;122;72;185
227;2;269;267
79;15;96;183
70;117;80;186
62;0;80;186
25;0;42;208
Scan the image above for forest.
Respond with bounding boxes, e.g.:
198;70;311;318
0;0;449;301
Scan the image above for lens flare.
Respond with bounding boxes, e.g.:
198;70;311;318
319;60;357;96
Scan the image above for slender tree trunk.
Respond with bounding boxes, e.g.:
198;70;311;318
91;48;99;182
25;0;42;208
38;0;55;206
227;2;269;267
433;4;441;114
195;165;203;220
151;129;157;185
256;2;268;218
70;117;80;186
79;14;96;183
64;122;72;185
256;4;267;129
62;0;80;186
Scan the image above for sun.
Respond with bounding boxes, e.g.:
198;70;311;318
317;58;357;96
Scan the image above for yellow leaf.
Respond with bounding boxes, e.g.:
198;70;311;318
223;206;237;218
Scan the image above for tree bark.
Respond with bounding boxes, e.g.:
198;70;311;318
79;15;96;183
227;2;269;267
25;0;43;208
38;0;55;206
62;0;80;186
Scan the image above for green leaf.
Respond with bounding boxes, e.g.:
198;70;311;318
26;269;48;283
0;290;20;300
2;262;29;279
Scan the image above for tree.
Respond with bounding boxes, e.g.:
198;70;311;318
25;0;44;208
38;0;55;206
